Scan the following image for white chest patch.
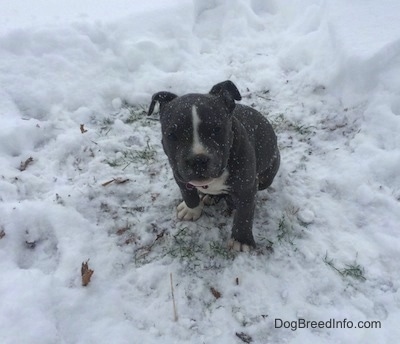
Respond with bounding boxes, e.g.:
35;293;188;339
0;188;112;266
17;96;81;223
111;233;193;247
195;170;230;195
191;105;207;155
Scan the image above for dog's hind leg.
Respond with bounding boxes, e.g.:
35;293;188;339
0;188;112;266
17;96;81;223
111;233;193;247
258;152;280;190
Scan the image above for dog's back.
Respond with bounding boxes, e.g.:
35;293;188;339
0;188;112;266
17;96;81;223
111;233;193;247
232;104;279;178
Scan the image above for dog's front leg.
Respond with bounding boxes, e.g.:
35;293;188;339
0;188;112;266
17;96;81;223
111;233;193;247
175;181;203;221
228;190;257;251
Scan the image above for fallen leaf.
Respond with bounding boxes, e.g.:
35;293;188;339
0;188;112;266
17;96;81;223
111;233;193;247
19;157;33;171
80;124;88;133
210;287;221;299
81;260;94;286
116;227;130;235
236;332;253;343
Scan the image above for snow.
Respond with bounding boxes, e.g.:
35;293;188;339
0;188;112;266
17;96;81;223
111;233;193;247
1;0;400;343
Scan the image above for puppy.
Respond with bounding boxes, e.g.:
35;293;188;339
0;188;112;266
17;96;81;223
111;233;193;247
148;81;280;251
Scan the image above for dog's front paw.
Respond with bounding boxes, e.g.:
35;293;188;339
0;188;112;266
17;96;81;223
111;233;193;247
177;201;203;221
228;239;252;252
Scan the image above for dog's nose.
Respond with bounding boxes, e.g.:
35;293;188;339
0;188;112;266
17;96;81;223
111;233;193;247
187;154;210;171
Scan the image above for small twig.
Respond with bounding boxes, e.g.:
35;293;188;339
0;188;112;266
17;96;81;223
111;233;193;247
170;273;178;322
102;179;115;187
101;177;130;186
122;162;132;171
114;177;130;184
135;229;166;260
256;94;271;101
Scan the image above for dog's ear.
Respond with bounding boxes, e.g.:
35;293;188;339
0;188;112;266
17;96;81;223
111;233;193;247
209;80;242;112
209;80;242;101
148;92;178;116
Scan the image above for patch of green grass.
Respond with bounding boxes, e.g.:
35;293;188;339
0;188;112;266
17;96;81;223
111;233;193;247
123;104;148;124
324;252;366;282
167;227;203;263
133;223;237;270
209;241;235;260
135;139;157;162
276;214;296;246
271;113;316;138
105;138;157;169
102;117;114;126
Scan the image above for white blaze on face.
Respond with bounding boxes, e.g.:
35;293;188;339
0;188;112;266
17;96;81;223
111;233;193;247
191;105;207;155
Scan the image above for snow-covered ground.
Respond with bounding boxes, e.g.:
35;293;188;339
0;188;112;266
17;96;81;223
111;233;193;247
1;0;400;343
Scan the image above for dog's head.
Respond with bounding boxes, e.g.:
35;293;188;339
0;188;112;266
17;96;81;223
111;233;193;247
148;80;241;186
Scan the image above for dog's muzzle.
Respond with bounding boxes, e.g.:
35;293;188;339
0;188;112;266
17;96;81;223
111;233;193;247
186;154;210;176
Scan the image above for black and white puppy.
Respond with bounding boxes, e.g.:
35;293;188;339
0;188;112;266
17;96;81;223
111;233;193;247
148;81;280;251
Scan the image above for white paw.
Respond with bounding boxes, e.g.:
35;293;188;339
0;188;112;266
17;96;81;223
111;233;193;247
177;201;203;221
228;239;252;252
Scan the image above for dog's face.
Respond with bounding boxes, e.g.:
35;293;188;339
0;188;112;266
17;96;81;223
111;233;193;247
160;94;233;185
148;81;242;186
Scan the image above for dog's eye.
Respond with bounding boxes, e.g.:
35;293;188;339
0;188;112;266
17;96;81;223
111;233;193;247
212;126;222;135
168;132;178;141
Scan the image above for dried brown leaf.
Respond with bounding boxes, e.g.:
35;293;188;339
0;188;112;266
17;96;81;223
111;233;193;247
19;157;33;171
116;227;130;236
80;124;88;133
210;287;221;299
236;332;253;343
81;260;94;286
